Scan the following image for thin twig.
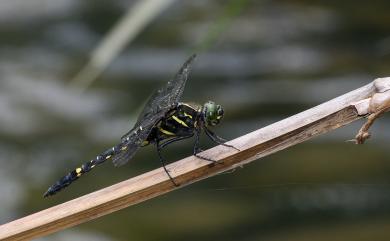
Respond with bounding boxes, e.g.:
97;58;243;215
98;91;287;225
1;78;389;241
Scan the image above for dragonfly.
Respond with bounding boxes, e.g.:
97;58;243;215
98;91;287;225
44;54;237;197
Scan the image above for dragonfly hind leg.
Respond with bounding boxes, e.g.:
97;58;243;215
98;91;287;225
155;134;196;186
156;136;194;187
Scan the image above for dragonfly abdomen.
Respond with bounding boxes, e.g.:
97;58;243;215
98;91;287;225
43;145;123;197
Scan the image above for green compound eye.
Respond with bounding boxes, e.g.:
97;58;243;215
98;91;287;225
203;101;224;126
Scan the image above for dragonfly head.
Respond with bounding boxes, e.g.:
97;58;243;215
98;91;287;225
202;101;224;126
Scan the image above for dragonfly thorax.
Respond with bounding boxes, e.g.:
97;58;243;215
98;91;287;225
146;103;200;143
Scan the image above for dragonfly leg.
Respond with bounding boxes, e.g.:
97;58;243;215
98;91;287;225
204;127;240;151
156;140;179;187
159;134;194;149
193;128;218;163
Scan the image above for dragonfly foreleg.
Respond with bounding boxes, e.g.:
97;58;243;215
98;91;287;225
204;127;239;151
193;127;217;163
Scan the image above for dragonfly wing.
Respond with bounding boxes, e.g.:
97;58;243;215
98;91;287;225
116;54;196;166
111;141;140;167
121;54;196;142
113;116;157;167
143;54;196;117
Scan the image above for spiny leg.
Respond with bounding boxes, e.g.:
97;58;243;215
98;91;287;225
160;134;194;149
193;127;218;163
156;140;179;187
193;127;203;154
204;127;240;151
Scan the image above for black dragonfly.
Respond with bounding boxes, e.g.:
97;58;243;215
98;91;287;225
44;54;236;197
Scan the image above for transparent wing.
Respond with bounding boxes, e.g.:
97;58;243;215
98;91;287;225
133;53;196;129
113;54;196;167
112;117;157;167
115;89;179;167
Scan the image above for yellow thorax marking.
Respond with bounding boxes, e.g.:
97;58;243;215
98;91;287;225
180;102;201;112
180;102;193;108
159;127;175;136
172;115;189;127
121;146;128;151
184;112;193;119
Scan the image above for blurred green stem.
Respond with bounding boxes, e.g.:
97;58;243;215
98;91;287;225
195;0;251;53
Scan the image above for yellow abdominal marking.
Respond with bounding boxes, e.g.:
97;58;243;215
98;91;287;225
217;115;222;119
76;167;82;177
121;146;128;151
184;112;192;119
172;115;188;127
106;155;111;160
160;128;175;136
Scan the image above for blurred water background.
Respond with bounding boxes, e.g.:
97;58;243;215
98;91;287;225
1;0;390;240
